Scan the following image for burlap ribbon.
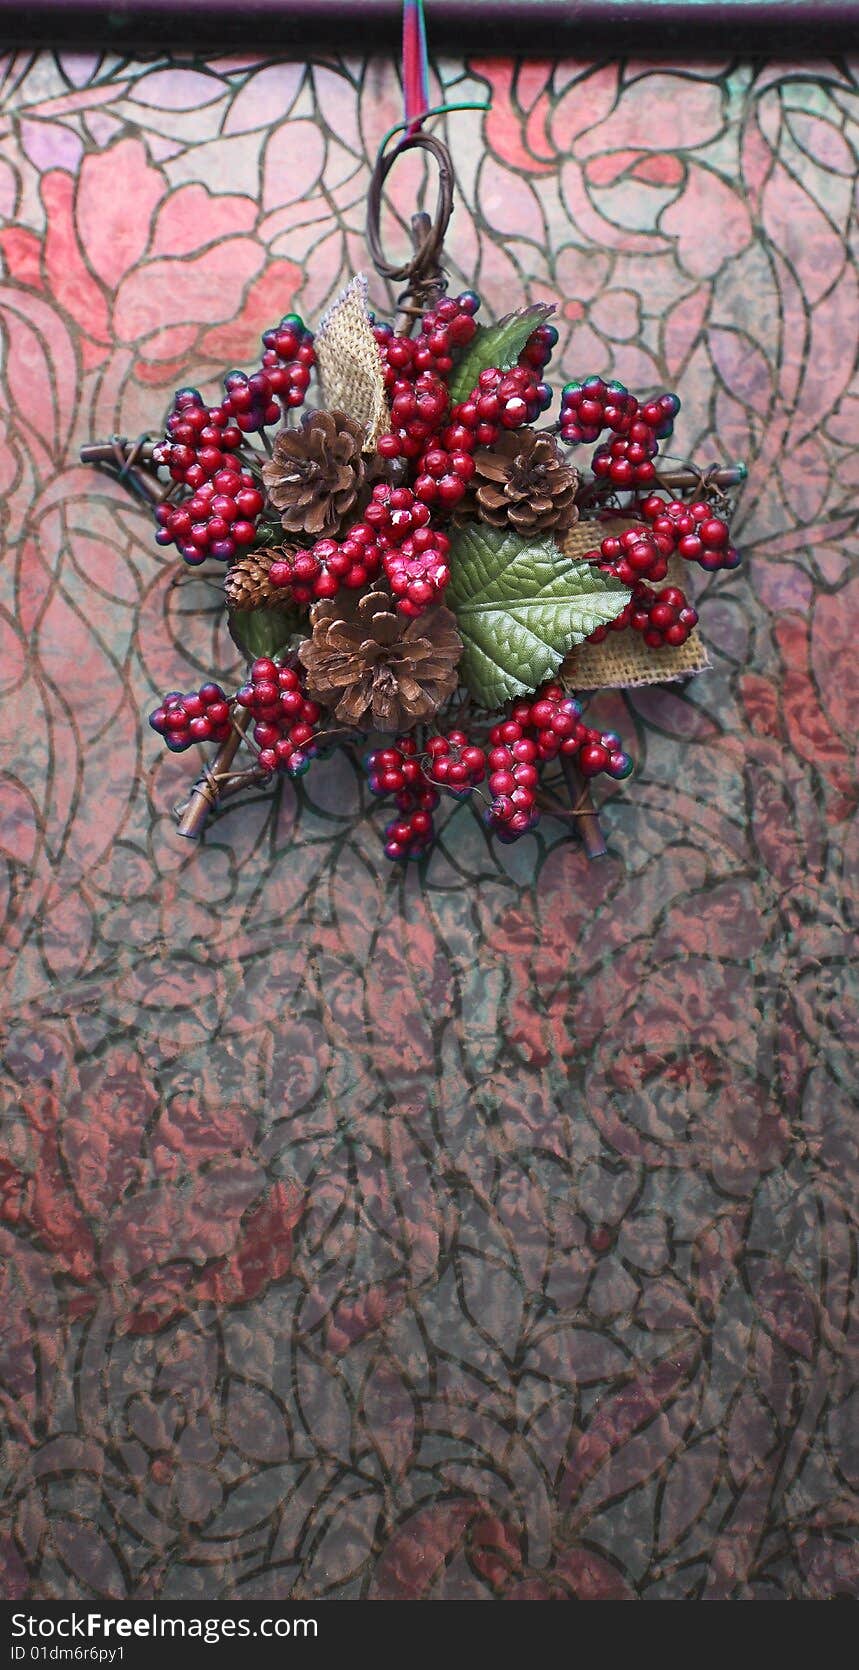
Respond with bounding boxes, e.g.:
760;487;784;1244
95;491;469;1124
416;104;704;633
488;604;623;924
314;275;390;451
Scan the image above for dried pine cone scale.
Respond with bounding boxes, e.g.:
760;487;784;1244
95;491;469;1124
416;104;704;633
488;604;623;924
299;588;461;732
465;427;579;535
262;409;366;539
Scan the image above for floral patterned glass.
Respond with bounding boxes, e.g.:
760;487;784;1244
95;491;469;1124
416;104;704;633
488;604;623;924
0;49;857;1602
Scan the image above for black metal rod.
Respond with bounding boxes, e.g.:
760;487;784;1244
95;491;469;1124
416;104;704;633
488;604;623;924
4;1;857;52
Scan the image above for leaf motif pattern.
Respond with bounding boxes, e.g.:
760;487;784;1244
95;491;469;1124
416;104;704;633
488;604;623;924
0;49;856;1606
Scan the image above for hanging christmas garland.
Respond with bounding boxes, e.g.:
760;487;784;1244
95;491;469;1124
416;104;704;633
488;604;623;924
81;67;745;863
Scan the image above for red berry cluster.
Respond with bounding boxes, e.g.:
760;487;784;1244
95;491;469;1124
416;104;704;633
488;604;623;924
363;736;440;863
484;684;634;839
364;482;432;542
260;313;316;410
154;389;267;562
383;527;451;617
560;376;681;487
561;377;680;444
377;370;451;463
223;314;315;433
235;657;321;776
519;321;560;376
375;302;554;508
383;805;437;862
153;317;314;562
449;362;551;455
222;370;280;434
149;683;231;751
485;717;542;841
366;736;425;798
592;430;658;488
373;291;481;392
559;376;639;444
577;729;634;779
365;487;454;618
357;309;559;608
418;292;481;359
520;684;633;779
156;387;244;481
630;583;699;648
153;389;260;563
593;523;671;586
412;443;476;511
641;495;740;571
424;729;486;797
268;524;384;604
155;467;264;565
518;686;585;759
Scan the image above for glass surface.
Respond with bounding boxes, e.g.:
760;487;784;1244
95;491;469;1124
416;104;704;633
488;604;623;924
0;49;857;1602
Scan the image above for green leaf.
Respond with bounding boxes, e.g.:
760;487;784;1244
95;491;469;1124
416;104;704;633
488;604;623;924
446;523;630;709
228;607;302;663
253;520;283;548
446;304;555;406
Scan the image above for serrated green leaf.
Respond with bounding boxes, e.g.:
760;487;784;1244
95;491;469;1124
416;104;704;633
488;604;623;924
446;304;555;406
446;522;630;709
228;607;302;663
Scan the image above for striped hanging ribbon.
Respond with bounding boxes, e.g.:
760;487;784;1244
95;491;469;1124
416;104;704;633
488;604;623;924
402;0;431;134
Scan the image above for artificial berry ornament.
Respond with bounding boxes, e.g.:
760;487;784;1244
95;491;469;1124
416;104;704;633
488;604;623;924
377;368;450;462
365;735;424;797
629;584;699;649
83;95;744;863
491;684;634;821
260;312;316;408
484;714;542;840
154;469;264;565
149;684;232;751
222;368;281;434
267;524;385;604
592;525;670;586
641;495;741;571
364;482;432;543
235;659;322;777
383;800;438;863
373;289;481;394
365;735;441;862
591;430;658;488
383;527;451;617
560;376;639;443
424;730;486;797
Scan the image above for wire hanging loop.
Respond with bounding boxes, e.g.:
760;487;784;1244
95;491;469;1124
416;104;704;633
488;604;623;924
366;127;455;331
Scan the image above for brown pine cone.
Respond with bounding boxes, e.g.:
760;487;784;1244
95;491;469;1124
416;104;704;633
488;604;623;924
223;548;284;610
465;428;580;535
262;409;366;539
298;589;462;731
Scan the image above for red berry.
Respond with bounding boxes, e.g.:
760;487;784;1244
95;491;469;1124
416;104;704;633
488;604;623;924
579;742;610;776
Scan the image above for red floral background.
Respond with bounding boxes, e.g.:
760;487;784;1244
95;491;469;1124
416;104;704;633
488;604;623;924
0;48;857;1601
